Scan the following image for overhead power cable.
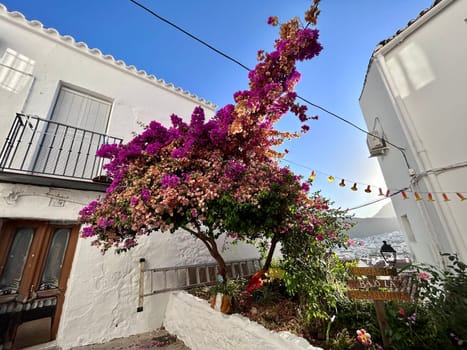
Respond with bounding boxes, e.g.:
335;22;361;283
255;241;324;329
128;0;412;169
128;0;250;71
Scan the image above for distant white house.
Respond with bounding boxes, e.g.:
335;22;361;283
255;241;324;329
0;4;259;349
360;0;467;267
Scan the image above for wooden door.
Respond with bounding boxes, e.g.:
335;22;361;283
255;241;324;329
0;220;79;349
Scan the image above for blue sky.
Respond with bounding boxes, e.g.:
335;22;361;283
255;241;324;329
1;0;433;217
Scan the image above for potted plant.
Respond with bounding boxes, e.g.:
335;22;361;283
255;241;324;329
209;279;242;314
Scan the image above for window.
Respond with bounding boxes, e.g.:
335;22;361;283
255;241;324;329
33;86;112;178
0;48;35;93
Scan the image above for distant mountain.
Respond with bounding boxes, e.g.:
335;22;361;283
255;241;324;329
373;202;396;218
335;231;410;261
347;203;399;238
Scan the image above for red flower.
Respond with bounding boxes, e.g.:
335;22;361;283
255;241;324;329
247;271;264;293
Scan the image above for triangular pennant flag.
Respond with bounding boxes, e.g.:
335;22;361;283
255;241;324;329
327;175;335;183
414;192;422;201
365;185;371;193
402;191;409;200
309;170;316;180
442;193;450;202
456;193;466;201
428;193;435;202
351;183;358;191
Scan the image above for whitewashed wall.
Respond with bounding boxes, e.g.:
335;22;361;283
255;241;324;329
164;292;322;350
0;4;260;349
0;4;215;145
0;183;259;349
57;232;258;349
360;0;467;266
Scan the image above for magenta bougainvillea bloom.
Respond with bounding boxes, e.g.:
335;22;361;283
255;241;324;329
79;2;351;280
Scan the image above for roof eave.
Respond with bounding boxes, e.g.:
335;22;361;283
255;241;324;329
360;0;455;100
0;4;217;111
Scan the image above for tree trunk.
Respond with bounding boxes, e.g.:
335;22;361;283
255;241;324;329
182;226;228;282
262;235;279;272
208;236;227;282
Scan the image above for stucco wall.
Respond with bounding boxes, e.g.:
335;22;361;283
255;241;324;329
0;4;215;146
0;181;259;349
56;230;258;349
164;292;322;350
360;0;467;266
0;5;262;348
360;65;440;266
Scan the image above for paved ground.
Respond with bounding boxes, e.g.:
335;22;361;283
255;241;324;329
70;328;189;350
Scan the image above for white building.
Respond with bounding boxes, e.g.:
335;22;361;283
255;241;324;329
360;0;467;267
0;4;258;349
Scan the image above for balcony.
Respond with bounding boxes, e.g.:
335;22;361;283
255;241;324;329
0;113;122;191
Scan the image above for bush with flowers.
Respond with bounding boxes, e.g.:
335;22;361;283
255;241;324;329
78;1;352;285
342;253;467;349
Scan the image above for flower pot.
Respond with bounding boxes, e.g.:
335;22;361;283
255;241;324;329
210;293;232;314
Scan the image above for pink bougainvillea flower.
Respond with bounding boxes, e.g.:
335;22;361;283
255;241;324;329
356;329;372;347
398;307;406;316
267;15;279;26
418;272;430;280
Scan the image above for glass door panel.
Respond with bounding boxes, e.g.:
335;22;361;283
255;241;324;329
0;228;34;295
39;228;70;290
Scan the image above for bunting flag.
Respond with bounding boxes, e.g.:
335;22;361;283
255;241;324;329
307;170;466;204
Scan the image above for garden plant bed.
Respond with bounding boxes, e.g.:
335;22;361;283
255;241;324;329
189;283;328;349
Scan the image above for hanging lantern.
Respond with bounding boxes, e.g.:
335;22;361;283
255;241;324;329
327;175;335;183
339;179;346;187
401;191;409;200
378;188;384;196
414;192;422;201
309;170;316;180
365;185;372;193
456;193;466;201
428;193;435;202
380;241;397;267
442;193;450;202
351;183;358;191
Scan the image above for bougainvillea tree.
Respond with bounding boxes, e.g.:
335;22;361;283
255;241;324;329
79;1;349;281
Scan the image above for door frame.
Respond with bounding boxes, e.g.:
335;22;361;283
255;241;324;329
0;220;79;342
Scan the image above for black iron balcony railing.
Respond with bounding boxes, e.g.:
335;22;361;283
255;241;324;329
0;113;122;184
